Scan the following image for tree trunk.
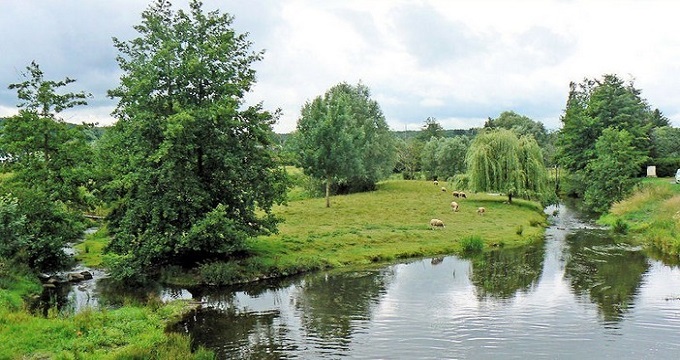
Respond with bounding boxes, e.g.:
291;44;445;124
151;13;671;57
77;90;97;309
326;176;331;208
508;192;513;204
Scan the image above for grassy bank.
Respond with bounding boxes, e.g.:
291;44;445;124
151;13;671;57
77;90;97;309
600;177;680;257
193;180;548;285
1;257;214;359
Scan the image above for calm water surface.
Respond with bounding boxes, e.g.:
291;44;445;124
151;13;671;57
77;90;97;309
170;204;680;359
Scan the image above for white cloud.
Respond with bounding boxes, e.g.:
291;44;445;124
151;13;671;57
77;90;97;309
2;0;680;133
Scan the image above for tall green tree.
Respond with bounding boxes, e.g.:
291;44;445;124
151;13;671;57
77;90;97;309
484;111;548;147
420;136;469;181
104;0;287;277
583;128;648;213
394;138;422;180
0;61;92;270
466;129;548;203
557;74;657;201
293;82;396;207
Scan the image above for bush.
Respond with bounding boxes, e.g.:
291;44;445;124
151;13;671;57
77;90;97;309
461;235;484;254
612;218;629;235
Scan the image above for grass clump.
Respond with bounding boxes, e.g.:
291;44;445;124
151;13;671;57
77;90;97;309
461;235;485;254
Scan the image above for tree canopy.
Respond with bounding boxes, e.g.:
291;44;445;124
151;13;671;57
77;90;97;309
292;82;396;207
103;0;287;278
466;129;548;203
0;62;92;271
556;74;659;209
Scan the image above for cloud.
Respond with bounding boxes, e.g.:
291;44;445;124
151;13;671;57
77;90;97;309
2;0;680;133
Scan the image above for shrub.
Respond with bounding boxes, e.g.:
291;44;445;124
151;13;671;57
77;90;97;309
461;235;484;254
612;218;629;235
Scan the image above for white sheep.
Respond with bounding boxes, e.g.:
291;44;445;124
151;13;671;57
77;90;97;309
433;180;439;186
477;207;486;215
430;218;445;229
451;201;459;212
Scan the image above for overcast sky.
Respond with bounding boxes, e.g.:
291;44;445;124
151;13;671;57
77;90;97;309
2;0;680;133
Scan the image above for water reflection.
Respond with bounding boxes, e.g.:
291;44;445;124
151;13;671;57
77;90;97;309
294;269;394;348
469;244;544;300
564;229;649;323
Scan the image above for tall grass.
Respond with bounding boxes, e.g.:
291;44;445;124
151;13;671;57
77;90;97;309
0;299;214;359
601;177;680;256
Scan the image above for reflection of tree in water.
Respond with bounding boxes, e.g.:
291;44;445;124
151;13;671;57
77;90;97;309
171;278;308;358
470;244;545;300
564;229;649;323
172;307;292;359
295;268;394;348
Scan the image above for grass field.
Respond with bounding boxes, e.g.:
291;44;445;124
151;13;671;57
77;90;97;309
239;179;547;280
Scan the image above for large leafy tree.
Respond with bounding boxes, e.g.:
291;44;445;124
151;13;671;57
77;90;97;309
0;62;92;270
420;136;469;181
417;117;445;141
104;0;287;276
293;82;396;207
583;129;648;213
557;74;659;203
466;129;548;203
484;111;548;147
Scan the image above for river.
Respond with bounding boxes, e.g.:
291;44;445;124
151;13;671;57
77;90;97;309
167;203;680;359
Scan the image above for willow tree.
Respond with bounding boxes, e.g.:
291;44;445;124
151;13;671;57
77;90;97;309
466;129;548;203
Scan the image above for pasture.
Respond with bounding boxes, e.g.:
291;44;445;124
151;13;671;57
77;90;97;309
247;179;547;274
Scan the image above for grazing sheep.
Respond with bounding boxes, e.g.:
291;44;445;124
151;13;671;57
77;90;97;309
430;218;445;229
477;207;486;215
450;201;459;212
441;187;447;192
459;192;467;198
433;180;439;186
452;191;460;198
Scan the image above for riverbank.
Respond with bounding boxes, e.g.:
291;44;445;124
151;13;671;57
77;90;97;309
0;260;214;359
599;177;680;259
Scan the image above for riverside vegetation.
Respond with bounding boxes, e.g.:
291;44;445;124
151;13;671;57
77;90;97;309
1;177;547;359
600;176;680;258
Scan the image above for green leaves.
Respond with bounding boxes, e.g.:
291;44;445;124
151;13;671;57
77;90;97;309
104;0;287;275
557;74;658;212
466;129;548;203
293;82;396;207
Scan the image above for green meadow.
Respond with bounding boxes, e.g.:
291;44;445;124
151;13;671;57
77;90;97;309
230;179;548;283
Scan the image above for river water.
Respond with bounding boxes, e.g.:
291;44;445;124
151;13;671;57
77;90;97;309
168;203;680;359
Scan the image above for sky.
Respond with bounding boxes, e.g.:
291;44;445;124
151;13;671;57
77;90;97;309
2;0;680;134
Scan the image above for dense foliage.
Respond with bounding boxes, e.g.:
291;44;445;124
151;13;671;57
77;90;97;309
0;62;92;271
466;129;549;203
556;74;660;212
420;136;469;181
102;0;287;278
292;82;396;207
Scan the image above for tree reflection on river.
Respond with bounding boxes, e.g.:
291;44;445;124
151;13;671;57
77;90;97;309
564;229;649;324
469;244;544;300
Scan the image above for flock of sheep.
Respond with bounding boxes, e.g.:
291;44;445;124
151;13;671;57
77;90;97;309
430;180;485;229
